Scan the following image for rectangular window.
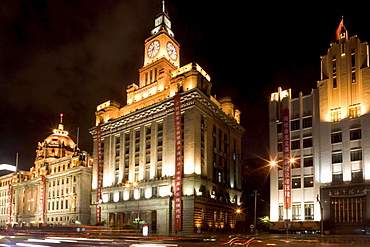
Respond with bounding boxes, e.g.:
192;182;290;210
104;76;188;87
349;104;361;118
303;138;313;148
291;140;300;150
351;51;356;68
352;71;356;83
291;159;301;169
304;203;314;220
332;153;343;163
332;173;343;185
330;108;341;122
331;132;342;143
292;177;301;188
277;142;282;152
350;129;362;140
152;186;158;198
278;179;283;190
277;123;282;133
140;188;145;199
302;117;312;128
303;157;313;167
351;170;363;184
291;119;300;131
304;177;314;187
292;204;301;220
278;205;284;221
350;150;362;161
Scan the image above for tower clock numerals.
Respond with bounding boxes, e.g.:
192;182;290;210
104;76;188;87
167;41;177;60
148;40;160;58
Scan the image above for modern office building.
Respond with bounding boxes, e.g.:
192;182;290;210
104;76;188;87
89;3;245;234
0;116;92;228
269;22;370;234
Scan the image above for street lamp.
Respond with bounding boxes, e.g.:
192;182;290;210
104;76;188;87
269;160;277;167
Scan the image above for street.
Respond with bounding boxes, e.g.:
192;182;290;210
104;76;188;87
1;233;370;246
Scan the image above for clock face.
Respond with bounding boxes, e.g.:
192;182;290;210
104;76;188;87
167;41;177;60
148;40;160;58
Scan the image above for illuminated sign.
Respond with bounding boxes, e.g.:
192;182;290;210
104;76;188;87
282;109;291;210
174;93;183;231
96;124;103;223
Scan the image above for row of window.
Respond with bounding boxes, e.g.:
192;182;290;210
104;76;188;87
332;170;363;185
110;122;165;184
48;176;77;187
332;150;362;163
278;203;314;221
277;117;312;133
278;176;313;189
47;199;71;211
331;128;362;143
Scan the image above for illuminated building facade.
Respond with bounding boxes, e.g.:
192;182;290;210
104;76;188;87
90;4;244;234
269;23;370;234
0;116;92;228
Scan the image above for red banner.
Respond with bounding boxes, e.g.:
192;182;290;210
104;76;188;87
40;175;45;225
7;183;12;225
174;93;183;231
282;109;291;210
96;124;103;223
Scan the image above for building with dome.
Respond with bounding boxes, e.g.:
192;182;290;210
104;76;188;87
89;3;244;234
0;115;92;228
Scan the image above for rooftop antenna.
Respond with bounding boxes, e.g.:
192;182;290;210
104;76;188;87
15;153;18;172
76;127;80;151
58;113;64;130
162;0;166;13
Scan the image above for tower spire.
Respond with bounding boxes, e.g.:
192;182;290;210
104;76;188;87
151;0;174;37
162;0;166;13
58;113;64;130
336;16;347;43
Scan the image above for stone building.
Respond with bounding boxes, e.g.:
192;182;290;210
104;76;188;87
0;116;92;228
269;21;370;234
90;3;245;234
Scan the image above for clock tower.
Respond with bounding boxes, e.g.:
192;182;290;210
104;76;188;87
140;1;180;87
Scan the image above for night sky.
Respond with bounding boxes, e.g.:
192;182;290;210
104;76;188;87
1;1;370;170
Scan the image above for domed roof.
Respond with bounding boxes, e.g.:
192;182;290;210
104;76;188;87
44;114;76;150
44;130;76;151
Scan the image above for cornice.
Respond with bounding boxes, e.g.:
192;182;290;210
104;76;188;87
90;89;245;138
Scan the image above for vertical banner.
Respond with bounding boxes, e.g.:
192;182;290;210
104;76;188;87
7;183;12;225
282;109;291;210
174;93;183;231
40;175;45;225
96;124;103;223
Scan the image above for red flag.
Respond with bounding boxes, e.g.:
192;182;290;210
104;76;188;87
336;18;344;40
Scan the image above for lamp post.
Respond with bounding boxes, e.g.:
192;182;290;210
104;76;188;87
252;190;260;232
316;194;324;236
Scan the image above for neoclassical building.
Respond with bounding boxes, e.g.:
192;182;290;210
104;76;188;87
269;22;370;234
90;4;245;234
0;116;92;228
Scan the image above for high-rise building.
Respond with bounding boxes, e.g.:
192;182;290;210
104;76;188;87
0;115;92;228
269;21;370;234
90;3;245;234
